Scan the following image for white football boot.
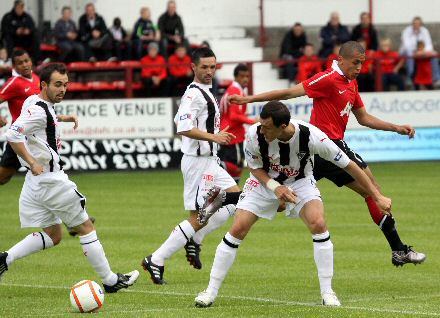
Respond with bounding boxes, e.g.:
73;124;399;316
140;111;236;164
321;291;341;306
195;290;217;307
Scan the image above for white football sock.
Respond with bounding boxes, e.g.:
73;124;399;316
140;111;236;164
312;231;333;294
193;205;235;245
151;220;195;266
207;232;241;296
6;232;54;266
79;230;117;286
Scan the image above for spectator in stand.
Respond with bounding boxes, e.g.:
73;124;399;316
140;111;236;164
356;39;375;92
279;22;307;85
319;12;350;58
375;38;405;91
325;42;342;70
54;6;85;63
400;16;440;87
0;48;12;87
1;1;41;63
413;41;436;90
296;43;322;83
140;42;167;97
168;45;192;96
78;3;112;62
132;7;159;60
157;0;190;58
351;12;378;51
109;17;130;61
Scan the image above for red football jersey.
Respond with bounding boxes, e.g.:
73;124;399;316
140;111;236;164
0;72;40;123
219;81;254;144
302;61;364;140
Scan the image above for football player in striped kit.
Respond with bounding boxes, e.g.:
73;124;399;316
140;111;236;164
141;47;242;284
0;63;139;293
195;101;392;307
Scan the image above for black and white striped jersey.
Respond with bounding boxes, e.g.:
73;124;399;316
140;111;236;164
245;119;350;185
5;94;62;173
174;82;220;157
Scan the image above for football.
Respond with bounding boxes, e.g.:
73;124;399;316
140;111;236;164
69;280;104;313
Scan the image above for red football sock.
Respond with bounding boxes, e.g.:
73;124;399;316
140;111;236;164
365;196;385;225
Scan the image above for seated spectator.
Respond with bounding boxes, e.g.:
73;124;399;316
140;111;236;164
168;44;192;96
140;42;167;97
351;12;378;51
296;43;322;83
319;12;350;58
54;6;85;62
132;7;159;60
78;3;112;61
414;41;436;90
375;38;405;91
356;39;375;92
0;47;12;87
400;16;440;87
157;0;190;58
325;42;342;70
1;0;40;63
279;22;307;84
109;17;130;60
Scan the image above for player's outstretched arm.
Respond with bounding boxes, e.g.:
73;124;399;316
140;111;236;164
229;83;307;105
57;114;79;130
178;126;236;145
352;107;415;138
344;161;391;215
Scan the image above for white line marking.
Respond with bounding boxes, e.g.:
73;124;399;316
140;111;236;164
2;282;439;317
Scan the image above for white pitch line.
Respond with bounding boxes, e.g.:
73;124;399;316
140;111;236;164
2;282;440;317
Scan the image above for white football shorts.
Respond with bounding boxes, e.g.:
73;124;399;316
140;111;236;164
19;171;89;228
181;154;237;211
236;175;322;220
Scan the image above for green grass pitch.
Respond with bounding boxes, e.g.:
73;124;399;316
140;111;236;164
0;162;439;317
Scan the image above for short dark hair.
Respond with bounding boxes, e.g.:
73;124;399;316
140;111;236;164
191;47;216;65
39;63;68;87
339;40;365;58
260;101;291;127
233;63;249;77
61;6;71;13
11;49;29;65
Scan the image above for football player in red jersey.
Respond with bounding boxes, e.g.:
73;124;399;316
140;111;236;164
218;63;256;183
230;40;425;267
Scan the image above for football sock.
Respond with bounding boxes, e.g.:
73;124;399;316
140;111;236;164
193;205;235;245
151;220;195;266
365;197;405;251
312;231;333;294
207;232;241;296
79;230;117;286
6;232;54;266
223;192;241;206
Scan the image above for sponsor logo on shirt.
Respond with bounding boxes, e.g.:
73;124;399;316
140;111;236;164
269;163;299;177
340;101;353;117
245;148;259;160
202;174;214;182
179;113;192;121
334;151;343;162
9;124;24;134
